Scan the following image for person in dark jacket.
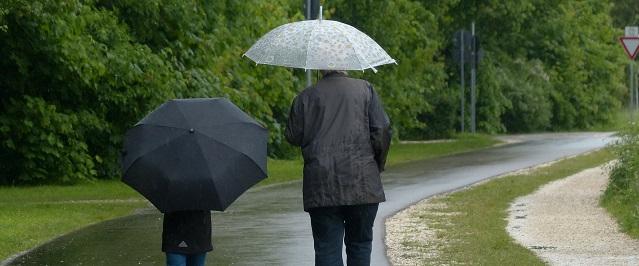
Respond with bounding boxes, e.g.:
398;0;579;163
162;210;212;266
285;70;391;266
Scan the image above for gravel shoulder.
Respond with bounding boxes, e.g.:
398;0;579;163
507;163;639;265
384;160;563;266
384;151;622;265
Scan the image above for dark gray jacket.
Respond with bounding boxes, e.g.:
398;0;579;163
285;72;391;211
162;210;212;254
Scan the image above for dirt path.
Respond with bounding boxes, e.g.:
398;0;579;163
507;164;639;265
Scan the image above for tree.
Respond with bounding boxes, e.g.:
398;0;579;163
610;0;639;28
0;0;627;184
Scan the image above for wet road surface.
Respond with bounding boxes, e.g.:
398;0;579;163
6;132;614;265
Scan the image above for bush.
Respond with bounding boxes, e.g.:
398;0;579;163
0;96;96;184
603;122;639;236
607;123;639;198
0;0;180;183
499;59;553;132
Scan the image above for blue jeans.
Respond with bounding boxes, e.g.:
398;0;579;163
308;203;379;266
166;252;206;266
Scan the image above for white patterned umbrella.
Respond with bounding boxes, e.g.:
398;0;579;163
244;10;396;73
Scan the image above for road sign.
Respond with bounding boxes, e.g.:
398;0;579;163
620;37;639;60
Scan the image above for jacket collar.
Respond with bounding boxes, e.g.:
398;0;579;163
322;71;348;79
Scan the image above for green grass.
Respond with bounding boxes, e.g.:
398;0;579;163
601;192;639;238
0;134;499;261
263;157;304;186
386;134;499;166
0;180;141;203
401;149;615;265
0;181;146;260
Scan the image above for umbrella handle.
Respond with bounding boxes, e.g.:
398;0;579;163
319;6;323;22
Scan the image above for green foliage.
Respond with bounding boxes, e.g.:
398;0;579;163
0;8;6;32
602;122;639;237
498;58;553;132
474;55;508;133
97;0;304;158
0;0;309;184
533;1;625;130
0;96;96;184
608;123;639;196
0;0;628;184
0;0;180;183
329;0;449;138
449;0;625;132
611;0;639;28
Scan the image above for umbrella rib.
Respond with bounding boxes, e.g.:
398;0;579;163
194;132;267;210
121;131;189;177
197;123;267;136
124;123;265;176
305;20;321;70
195;132;267;175
174;102;194;130
123;122;264;174
122;156;172;212
333;24;373;72
367;56;397;66
193;133;226;210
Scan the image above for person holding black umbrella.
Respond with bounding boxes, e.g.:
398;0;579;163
285;70;392;266
120;98;268;266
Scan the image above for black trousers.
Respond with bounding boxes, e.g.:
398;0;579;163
308;203;379;266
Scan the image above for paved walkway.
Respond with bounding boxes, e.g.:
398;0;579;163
507;164;639;265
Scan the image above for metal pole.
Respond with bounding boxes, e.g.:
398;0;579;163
631;63;636;110
305;0;312;87
460;32;465;133
631;61;639;111
470;22;476;133
632;63;635;110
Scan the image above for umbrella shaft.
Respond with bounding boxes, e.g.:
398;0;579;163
305;0;312;87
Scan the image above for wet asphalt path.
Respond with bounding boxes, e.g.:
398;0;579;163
7;132;614;266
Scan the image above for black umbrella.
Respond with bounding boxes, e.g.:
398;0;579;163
120;98;268;213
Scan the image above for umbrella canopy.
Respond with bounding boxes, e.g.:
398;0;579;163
244;13;396;72
120;98;268;213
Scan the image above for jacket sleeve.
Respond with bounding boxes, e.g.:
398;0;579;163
368;83;391;172
285;95;304;146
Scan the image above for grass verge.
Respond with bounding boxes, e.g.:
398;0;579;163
601;192;639;238
0;134;498;260
601;121;639;238
0;182;147;260
390;148;614;265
